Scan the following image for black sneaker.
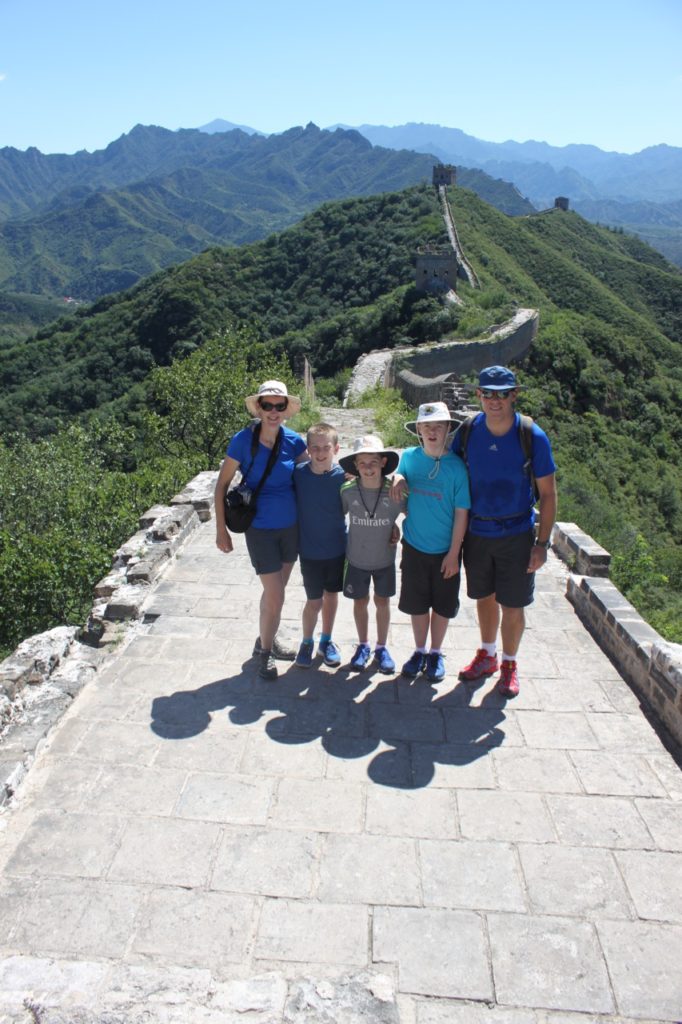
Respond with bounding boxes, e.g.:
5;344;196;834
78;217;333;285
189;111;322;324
258;650;278;681
253;635;296;661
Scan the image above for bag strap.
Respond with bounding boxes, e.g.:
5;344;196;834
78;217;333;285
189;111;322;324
243;423;282;501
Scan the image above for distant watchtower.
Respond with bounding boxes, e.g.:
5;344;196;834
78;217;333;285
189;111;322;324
554;196;570;211
415;244;459;293
433;164;456;187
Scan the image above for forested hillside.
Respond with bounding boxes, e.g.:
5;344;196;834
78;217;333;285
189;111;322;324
1;181;681;648
0;124;533;311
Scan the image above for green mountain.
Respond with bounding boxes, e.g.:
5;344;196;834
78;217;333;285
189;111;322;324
0;124;534;309
1;181;681;641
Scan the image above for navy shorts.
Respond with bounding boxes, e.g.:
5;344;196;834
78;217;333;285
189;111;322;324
463;530;535;608
398;539;461;619
245;523;298;576
300;555;345;600
343;561;396;600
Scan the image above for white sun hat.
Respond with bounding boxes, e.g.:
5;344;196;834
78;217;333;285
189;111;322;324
244;380;301;417
405;401;459;435
338;434;400;475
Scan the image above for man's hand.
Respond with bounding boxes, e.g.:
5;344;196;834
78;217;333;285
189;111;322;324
527;544;547;573
390;523;400;546
440;549;460;578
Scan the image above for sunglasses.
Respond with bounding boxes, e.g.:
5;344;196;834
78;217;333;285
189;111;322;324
258;400;288;412
480;389;515;400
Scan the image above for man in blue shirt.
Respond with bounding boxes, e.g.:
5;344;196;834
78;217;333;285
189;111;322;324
451;366;557;698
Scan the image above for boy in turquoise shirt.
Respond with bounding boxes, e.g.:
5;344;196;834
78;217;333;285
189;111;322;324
391;402;470;682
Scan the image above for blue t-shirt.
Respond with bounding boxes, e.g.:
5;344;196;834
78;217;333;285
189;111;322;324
294;463;347;560
397;447;470;554
451;412;556;538
227;424;306;530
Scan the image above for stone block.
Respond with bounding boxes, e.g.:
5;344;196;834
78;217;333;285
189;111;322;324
104;583;149;620
597;919;682;1019
553;522;611;576
373;906;492;999
318;833;421;906
93;566;127;597
256;899;368;965
420;838;526;912
115;528;149;563
132;887;255;967
488;913;613;1012
616;848;682;922
211;827;319;898
126;544;171;583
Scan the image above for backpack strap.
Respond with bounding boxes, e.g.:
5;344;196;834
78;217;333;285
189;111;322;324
517;414;538;501
453;414;477;471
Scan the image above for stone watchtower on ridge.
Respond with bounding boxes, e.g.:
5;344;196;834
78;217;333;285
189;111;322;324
433;164;456;187
415;244;458;293
415;165;460;292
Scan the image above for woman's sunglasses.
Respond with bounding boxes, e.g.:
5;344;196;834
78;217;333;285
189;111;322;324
258;400;288;412
480;389;515;400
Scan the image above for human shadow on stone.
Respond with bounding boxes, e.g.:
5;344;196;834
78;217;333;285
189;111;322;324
149;658;510;791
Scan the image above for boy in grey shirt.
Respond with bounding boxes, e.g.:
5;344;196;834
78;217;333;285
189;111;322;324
339;436;405;673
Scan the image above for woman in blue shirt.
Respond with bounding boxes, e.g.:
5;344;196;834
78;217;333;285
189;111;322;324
215;380;308;680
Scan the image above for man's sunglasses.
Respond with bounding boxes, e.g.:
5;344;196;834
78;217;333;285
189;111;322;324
480;389;515;400
258;400;288;412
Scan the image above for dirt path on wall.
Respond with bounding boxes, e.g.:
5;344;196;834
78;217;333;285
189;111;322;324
318;405;376;450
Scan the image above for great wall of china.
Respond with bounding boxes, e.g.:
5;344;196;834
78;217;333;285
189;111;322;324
0;168;680;1022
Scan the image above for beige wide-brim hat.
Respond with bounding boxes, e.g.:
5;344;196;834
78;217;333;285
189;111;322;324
338;434;400;476
244;380;301;417
405;401;460;436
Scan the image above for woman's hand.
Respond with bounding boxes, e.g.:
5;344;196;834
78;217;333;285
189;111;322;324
216;523;234;554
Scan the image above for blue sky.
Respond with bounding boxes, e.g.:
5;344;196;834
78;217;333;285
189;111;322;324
1;0;680;155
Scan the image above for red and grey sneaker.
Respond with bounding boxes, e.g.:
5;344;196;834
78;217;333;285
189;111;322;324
497;660;520;698
459;648;499;682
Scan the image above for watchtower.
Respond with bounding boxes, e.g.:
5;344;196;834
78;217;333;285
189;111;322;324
554;196;570;211
433;164;456;187
415;244;459;293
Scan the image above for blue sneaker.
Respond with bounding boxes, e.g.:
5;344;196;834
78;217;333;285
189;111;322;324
295;641;314;668
425;651;445;682
402;650;426;678
373;646;396;674
319;638;341;667
349;643;371;670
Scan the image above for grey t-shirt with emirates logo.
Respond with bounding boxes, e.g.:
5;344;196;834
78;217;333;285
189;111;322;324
340;479;406;570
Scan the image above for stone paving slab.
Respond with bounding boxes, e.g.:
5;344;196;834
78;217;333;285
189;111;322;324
1;517;681;1021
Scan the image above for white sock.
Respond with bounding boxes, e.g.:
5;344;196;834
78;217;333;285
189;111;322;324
482;642;497;656
502;652;516;663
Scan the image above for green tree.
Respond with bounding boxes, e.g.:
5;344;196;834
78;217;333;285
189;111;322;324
144;326;294;468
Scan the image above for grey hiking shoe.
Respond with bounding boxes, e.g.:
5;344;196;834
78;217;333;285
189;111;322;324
258;650;278;681
253;634;296;661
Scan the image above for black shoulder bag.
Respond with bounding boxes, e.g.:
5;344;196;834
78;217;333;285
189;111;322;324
224;424;282;533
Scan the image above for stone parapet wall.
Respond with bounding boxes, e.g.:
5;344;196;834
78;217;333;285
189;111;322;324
552;522;611;577
393;308;539;406
553;523;682;749
0;470;217;805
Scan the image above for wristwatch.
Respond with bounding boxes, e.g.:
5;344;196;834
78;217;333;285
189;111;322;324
534;538;551;550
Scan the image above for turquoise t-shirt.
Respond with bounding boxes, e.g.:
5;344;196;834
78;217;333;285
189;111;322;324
398;447;470;554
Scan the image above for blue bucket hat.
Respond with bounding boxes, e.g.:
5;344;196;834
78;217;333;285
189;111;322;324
477;365;523;390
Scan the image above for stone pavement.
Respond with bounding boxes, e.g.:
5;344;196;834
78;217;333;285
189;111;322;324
0;516;681;1022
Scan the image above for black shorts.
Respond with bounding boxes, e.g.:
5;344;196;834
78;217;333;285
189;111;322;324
398;539;461;619
343;561;396;600
245;523;298;576
300;555;345;600
463;530;535;608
